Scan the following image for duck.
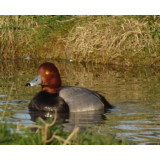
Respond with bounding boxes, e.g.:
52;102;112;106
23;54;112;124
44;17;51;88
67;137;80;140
26;62;113;113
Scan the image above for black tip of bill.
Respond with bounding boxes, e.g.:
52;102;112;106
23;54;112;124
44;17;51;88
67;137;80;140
25;83;31;87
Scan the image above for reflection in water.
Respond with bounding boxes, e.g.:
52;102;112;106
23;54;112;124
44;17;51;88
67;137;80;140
29;111;69;123
29;110;106;131
1;60;160;144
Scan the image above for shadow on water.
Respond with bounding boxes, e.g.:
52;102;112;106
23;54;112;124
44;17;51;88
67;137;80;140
1;59;160;144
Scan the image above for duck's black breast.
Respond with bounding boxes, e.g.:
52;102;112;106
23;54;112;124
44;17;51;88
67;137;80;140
29;91;69;113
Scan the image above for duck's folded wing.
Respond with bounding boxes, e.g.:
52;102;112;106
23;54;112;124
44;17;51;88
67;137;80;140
59;86;110;112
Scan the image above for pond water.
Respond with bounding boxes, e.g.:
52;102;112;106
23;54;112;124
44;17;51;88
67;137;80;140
1;59;160;144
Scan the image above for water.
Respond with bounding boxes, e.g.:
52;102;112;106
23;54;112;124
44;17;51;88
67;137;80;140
1;59;160;144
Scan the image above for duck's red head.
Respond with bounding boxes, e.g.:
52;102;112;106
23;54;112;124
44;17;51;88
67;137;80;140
26;62;61;94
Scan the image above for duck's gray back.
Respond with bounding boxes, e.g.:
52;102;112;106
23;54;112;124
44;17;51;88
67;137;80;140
59;86;105;112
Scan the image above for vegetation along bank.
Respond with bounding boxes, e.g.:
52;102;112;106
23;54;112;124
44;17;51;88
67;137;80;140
0;15;160;66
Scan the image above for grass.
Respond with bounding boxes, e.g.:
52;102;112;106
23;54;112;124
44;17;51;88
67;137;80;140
1;15;160;66
0;116;135;145
0;15;75;59
65;16;160;65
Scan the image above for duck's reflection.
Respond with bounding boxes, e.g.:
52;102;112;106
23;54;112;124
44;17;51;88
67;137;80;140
29;110;106;131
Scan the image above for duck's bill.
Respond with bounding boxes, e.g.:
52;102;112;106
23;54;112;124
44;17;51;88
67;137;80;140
25;75;42;86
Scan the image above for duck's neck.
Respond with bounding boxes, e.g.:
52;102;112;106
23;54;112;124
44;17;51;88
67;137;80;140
42;85;60;94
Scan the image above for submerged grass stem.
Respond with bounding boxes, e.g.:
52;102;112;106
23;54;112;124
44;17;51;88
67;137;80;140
2;82;14;119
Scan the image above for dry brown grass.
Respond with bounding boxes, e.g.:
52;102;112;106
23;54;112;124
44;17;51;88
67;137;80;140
1;16;160;66
22;110;79;145
65;16;160;66
0;16;39;58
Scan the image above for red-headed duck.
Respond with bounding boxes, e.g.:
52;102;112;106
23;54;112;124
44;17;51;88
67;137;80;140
26;62;113;113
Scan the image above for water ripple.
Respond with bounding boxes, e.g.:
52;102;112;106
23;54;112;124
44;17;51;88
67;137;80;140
0;100;30;105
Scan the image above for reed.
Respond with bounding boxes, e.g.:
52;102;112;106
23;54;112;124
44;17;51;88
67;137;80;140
0;15;75;59
2;82;14;119
65;16;160;66
0;16;38;58
0;117;135;145
1;15;160;66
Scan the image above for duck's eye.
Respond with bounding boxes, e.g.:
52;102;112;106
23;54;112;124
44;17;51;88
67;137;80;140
45;71;49;75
